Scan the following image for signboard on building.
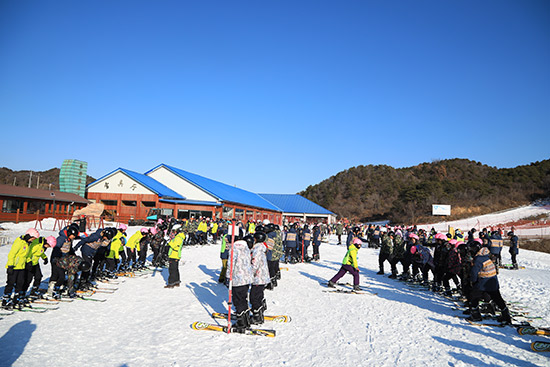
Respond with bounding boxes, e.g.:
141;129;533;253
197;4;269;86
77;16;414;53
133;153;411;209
432;204;451;216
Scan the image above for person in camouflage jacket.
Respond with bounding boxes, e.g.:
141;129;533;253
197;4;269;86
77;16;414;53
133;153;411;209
377;231;394;275
389;232;406;278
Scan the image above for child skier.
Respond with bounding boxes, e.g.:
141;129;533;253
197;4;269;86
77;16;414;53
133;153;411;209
250;231;270;324
2;228;39;308
327;237;362;291
165;225;185;288
230;234;254;329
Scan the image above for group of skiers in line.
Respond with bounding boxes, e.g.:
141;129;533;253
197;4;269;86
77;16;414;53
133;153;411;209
327;223;520;323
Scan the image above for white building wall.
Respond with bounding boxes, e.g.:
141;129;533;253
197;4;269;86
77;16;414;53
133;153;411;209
147;167;218;202
87;171;155;195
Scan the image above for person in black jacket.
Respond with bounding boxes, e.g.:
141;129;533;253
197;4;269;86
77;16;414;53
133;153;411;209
508;231;519;269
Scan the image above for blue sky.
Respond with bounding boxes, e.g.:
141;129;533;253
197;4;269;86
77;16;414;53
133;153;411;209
1;1;549;194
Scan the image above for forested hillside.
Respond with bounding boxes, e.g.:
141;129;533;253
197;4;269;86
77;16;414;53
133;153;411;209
300;159;550;224
0;167;96;191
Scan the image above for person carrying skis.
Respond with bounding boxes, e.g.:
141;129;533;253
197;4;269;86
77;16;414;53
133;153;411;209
467;241;511;324
327;237;362;291
165;225;185;288
2;228;39;308
250;231;270;324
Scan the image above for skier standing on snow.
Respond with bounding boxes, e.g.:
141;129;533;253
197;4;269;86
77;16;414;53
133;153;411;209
230;234;254;329
25;235;56;298
73;227;115;287
312;224;322;261
466;241;511;324
327;238;362;291
389;230;406;279
47;223;80;298
377;229;393;275
508;231;519;269
284;223;299;264
165;225;185;288
2;228;39;308
250;231;270;324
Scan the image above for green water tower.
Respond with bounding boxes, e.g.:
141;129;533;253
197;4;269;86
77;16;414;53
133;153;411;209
59;159;88;197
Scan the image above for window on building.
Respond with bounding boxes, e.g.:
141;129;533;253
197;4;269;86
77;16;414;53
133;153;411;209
101;200;118;206
235;208;244;220
122;200;137;207
141;201;156;207
2;199;24;213
26;201;46;214
222;206;234;219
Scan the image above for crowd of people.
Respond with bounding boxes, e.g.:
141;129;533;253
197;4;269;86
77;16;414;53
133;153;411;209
2;216;522;328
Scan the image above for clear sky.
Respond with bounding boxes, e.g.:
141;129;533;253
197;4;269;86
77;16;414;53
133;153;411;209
1;1;549;194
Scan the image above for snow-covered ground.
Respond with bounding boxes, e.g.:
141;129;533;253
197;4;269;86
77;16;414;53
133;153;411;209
0;217;549;367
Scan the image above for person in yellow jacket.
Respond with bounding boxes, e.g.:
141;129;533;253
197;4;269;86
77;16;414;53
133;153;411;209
327;238;362;291
197;218;208;244
165;227;185;288
25;235;56;298
2;228;39;308
106;229;126;277
211;220;219;243
125;228;145;268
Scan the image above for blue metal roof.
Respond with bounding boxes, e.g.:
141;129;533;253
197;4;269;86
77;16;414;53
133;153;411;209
259;194;334;215
87;168;185;200
159;199;222;206
146;164;281;212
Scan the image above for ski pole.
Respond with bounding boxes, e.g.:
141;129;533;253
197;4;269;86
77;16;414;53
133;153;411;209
301;239;304;263
227;221;236;334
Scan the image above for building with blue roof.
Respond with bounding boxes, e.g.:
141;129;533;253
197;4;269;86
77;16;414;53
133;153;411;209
87;164;335;225
259;194;336;224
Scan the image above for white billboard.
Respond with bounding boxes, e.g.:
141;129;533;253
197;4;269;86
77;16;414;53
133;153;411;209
432;204;451;216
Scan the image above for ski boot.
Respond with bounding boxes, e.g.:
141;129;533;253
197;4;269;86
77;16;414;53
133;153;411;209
388;273;398;279
376;269;384;275
497;307;512;324
466;307;483;322
327;281;336;288
1;295;13;309
52;286;62;300
45;282;56;298
443;289;452;297
234;309;251;331
485;301;496;316
353;285;361;292
251;307;264;325
28;286;41;299
18;293;31;307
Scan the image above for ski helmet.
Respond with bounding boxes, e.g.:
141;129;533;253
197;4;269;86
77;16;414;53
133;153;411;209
353;238;362;246
254;231;267;243
140;227;149;234
25;228;39;239
409;233;419;240
434;233;446;241
66;226;79;239
243;234;255;249
46;235;56;247
118;224;128;231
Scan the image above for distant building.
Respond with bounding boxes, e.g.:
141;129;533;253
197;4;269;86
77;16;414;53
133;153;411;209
59;159;88;197
0;184;88;223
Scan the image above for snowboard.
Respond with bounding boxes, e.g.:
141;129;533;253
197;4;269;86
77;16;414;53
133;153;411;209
531;341;550;352
517;326;550;336
191;321;276;337
211;312;291;323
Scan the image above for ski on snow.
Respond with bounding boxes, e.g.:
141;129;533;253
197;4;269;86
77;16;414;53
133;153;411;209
211;312;291;323
191;321;276;337
531;341;550;353
517;326;550;336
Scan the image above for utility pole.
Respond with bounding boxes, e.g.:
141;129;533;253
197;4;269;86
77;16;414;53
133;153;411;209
28;171;32;188
13;177;16;186
37;174;40;189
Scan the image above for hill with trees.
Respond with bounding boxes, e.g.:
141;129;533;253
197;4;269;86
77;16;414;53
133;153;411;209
0;167;96;191
299;159;550;224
